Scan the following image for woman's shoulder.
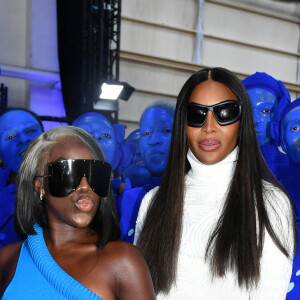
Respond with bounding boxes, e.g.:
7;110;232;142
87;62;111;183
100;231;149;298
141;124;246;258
98;240;151;279
97;241;155;296
0;241;23;269
75;242;146;287
139;186;159;215
262;181;291;210
144;185;159;199
133;186;159;242
262;180;294;219
0;241;23;293
100;240;145;265
262;181;295;252
97;241;155;299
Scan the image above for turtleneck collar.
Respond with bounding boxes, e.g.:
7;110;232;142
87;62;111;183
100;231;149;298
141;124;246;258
186;146;238;187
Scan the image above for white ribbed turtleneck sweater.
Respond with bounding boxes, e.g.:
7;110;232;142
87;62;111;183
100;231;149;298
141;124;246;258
134;147;294;299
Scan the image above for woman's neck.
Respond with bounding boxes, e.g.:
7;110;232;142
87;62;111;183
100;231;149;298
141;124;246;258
43;224;98;249
186;146;238;186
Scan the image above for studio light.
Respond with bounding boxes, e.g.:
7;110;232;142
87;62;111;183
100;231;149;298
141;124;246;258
99;81;135;101
99;83;123;100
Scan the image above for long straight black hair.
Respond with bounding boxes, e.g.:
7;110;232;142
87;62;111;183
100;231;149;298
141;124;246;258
14;126;120;249
137;67;297;293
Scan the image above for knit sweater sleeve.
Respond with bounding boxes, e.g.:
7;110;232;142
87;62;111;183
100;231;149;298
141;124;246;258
133;186;159;245
253;182;294;299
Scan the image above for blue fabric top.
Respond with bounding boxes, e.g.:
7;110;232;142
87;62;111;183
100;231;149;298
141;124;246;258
119;176;162;243
280;163;300;218
0;167;19;248
286;221;300;299
260;141;289;181
3;224;103;300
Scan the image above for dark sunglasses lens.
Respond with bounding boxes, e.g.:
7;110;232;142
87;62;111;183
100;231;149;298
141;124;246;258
48;161;78;197
187;105;207;127
89;161;112;197
48;160;112;197
214;103;240;124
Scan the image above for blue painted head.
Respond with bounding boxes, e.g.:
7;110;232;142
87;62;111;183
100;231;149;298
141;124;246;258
243;72;290;147
72;112;116;165
123;129;152;187
139;100;175;176
247;87;277;146
280;98;300;165
0;108;44;174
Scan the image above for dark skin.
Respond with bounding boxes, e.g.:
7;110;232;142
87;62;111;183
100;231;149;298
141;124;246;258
0;241;22;296
0;137;155;299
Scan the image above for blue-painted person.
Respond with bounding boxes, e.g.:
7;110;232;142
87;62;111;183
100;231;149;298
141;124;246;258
243;72;290;181
0;108;44;247
72;112;118;168
72;111;132;205
119;100;175;243
279;98;300;215
122;129;152;189
276;98;300;300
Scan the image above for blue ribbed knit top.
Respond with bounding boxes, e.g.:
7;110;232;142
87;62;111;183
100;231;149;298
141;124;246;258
3;224;103;300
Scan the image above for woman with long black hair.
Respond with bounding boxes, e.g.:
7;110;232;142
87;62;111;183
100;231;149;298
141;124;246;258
134;67;297;299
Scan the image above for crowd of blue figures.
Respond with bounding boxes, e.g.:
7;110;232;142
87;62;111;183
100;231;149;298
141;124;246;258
0;73;299;298
243;73;300;299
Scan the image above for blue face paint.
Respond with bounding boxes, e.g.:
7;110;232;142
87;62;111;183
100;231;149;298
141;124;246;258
0;110;43;174
140;107;173;176
282;107;300;165
247;87;277;146
123;130;152;187
72;113;116;165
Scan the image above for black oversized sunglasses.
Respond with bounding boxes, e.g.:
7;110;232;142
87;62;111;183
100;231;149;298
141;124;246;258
187;100;242;127
37;159;112;198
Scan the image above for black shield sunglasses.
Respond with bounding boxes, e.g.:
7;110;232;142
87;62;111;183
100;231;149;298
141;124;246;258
187;100;242;127
36;159;112;198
